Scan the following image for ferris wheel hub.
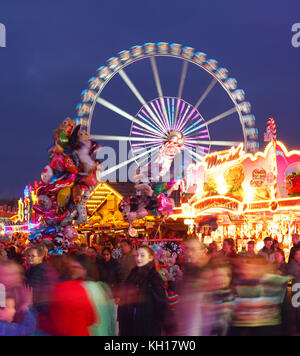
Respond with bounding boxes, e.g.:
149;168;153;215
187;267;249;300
168;130;185;147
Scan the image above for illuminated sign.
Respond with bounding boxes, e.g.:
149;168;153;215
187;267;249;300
194;196;241;214
204;143;244;169
171;140;300;218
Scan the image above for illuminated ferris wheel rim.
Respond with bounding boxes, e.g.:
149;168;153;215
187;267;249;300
75;42;259;171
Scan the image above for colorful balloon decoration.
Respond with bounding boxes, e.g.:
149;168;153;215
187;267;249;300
118;179;177;228
29;118;101;253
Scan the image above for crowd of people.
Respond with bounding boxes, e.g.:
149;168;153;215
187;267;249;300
1;233;300;336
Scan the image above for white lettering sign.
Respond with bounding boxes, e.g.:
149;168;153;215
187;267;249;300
291;23;300;48
0;283;5;307
0;23;6;47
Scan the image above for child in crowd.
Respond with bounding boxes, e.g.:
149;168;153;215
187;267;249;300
0;285;36;336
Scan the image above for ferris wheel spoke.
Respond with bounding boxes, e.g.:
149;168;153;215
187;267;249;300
177;109;198;132
184;129;210;139
184;141;206;149
173;101;187;131
119;69;164;130
184;149;197;163
90;135;162;143
136;112;163;135
183;118;206;136
174;60;189;127
137;150;160;168
131;141;163;149
194;78;218;110
131;124;166;139
166;98;172;130
118;69;166;133
184;142;210;154
96;97;161;136
150;57;169;123
150;56;164;98
204;107;237;126
100;146;159;179
183;147;205;162
149;101;169;132
184;147;207;163
186;139;242;146
133;145;161;156
139;106;167;134
118;69;147;106
175;103;190;131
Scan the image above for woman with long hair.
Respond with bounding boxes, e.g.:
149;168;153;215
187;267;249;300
118;246;167;336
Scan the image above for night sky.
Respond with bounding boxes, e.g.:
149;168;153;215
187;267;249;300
0;0;300;198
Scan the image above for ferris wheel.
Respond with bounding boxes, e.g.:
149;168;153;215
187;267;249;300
75;42;259;180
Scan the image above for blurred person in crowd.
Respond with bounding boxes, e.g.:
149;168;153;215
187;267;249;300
207;241;219;258
174;239;213;336
72;254;117;336
37;255;73;334
258;236;274;262
0;248;7;261
6;244;23;264
231;256;290;336
287;248;300;332
203;259;234;336
118;246;167;336
272;240;283;253
219;238;237;259
47;255;72;283
271;249;290;333
25;246;48;311
97;247;122;294
0;285;36;336
0;260;24;293
287;249;300;283
288;233;300;264
273;250;288;276
118;239;136;283
79;242;89;254
86;246;100;264
43;254;97;336
239;240;257;258
270;240;285;264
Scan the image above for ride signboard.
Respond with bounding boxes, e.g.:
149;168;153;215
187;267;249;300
182;140;300;216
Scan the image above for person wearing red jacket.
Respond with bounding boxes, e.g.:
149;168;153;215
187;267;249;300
41;255;97;336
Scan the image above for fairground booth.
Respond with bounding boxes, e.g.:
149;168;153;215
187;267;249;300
169;122;300;256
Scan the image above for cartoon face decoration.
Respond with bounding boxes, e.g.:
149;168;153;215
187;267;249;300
78;129;89;142
224;164;245;188
64;155;78;174
250;169;266;187
169;131;185;147
38;195;52;211
41;165;53;184
59;118;75;137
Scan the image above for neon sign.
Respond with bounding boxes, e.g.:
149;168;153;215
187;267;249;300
194;196;242;215
171;140;300;219
204;143;244;169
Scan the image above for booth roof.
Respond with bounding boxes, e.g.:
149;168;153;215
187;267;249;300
108;182;136;200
